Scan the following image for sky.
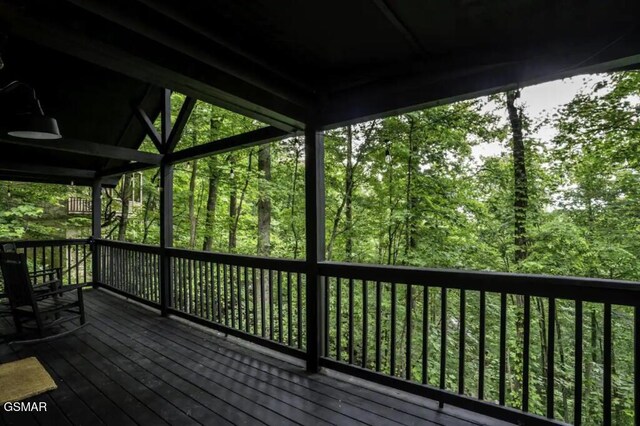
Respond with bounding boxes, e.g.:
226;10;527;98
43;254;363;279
471;74;606;160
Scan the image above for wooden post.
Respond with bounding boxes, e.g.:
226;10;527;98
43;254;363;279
305;124;325;373
159;89;173;316
91;178;102;287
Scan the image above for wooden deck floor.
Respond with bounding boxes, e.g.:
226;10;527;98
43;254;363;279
0;289;508;426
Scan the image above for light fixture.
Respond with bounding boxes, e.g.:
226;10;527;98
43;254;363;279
1;81;61;139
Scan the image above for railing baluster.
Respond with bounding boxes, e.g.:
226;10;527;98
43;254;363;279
375;280;382;372
223;264;229;326
406;283;412;381
169;256;174;306
68;245;72;284
547;298;556;419
205;262;210;320
230;264;236;328
458;289;465;394
523;295;531;412
422;286;429;384
439;286;447;408
41;246;45;278
635;306;639;426
177;257;182;311
269;269;274;340
252;267;257;334
193;260;198;315
31;246;36;277
574;300;582;426
201;261;206;317
604;303;611;426
336;277;342;361
216;263;222;323
287;271;292;346
260;268;266;337
499;292;507;406
479;291;487;399
245;267;250;333
59;245;63;284
348;277;354;365
324;273;330;356
297;272;302;349
185;257;190;312
391;282;397;376
363;280;368;369
237;265;242;330
277;270;283;343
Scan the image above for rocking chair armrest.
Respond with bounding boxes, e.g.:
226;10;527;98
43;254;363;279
34;283;87;299
29;268;62;279
33;279;62;292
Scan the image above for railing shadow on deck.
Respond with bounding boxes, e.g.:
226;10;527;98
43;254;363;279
3;238;639;426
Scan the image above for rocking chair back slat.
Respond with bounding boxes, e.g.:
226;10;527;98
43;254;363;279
0;253;36;310
0;243;17;253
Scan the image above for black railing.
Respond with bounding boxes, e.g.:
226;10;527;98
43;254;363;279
67;197;92;215
0;239;92;295
166;248;307;358
96;239;161;306
25;238;634;425
319;262;640;425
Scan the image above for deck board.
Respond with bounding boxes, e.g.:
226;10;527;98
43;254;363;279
1;289;509;426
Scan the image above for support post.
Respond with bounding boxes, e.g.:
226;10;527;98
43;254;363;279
91;178;102;287
159;89;173;316
305;124;325;372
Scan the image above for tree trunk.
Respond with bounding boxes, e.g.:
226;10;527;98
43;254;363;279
506;89;528;262
404;117;418;260
257;144;271;256
229;151;254;253
188;160;198;249
290;141;301;259
117;173;132;241
228;154;237;252
345;125;354;260
507;90;528;398
202;157;220;251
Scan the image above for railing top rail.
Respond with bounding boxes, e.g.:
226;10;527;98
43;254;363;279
167;247;306;272
320;261;640;306
0;238;91;247
95;238;162;254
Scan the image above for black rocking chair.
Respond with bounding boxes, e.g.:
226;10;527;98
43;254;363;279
0;243;63;322
0;252;87;344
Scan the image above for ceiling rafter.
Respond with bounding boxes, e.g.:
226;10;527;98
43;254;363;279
166;126;292;164
371;0;426;57
0;137;161;165
134;106;163;152
166;96;196;154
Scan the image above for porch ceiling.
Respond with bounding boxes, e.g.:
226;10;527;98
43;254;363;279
0;0;639;184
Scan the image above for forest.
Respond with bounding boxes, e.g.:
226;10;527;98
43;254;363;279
1;71;639;424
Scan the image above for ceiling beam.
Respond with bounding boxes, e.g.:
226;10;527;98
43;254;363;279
371;0;425;56
320;30;640;129
0;174;119;187
0;160;95;179
132;0;313;93
0;2;307;131
166;96;196;153
166;126;292;165
0;137;162;165
97;161;158;178
65;0;313;107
